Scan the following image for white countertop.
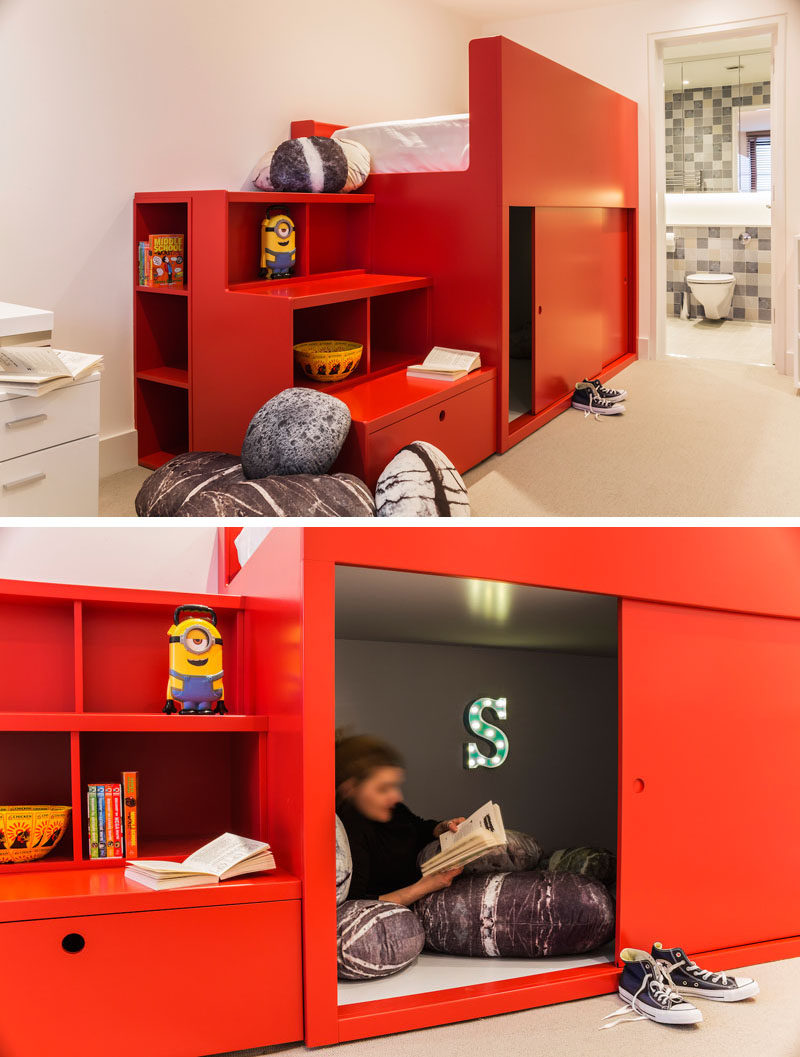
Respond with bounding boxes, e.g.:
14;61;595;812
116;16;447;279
0;301;55;338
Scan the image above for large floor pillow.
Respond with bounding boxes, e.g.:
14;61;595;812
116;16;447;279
337;900;425;980
241;388;351;479
375;441;470;517
176;469;374;517
418;829;542;875
415;870;615;959
336;815;352;906
135;451;241;516
545;846;617;885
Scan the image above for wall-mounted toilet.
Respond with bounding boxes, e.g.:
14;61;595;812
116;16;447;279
686;273;735;320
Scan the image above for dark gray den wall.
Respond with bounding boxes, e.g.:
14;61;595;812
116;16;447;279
335;639;618;855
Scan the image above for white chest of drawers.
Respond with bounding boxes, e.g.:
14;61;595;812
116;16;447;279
0;374;100;515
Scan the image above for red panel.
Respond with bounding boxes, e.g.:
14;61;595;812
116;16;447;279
0;598;75;712
0;901;303;1057
619;600;800;953
534;208;629;413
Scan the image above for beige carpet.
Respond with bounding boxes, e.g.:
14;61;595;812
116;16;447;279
99;466;150;516
464;358;800;516
209;955;800;1057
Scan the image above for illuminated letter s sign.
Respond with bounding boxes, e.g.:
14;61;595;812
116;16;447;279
463;697;508;769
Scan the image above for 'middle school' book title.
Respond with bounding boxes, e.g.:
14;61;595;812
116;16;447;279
138;234;185;287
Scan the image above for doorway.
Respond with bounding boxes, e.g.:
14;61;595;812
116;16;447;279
648;17;787;373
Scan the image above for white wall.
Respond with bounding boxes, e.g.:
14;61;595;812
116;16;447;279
0;0;478;473
480;0;800;365
0;527;219;592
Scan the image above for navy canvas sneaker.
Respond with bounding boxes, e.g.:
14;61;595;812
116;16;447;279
602;948;703;1026
583;377;627;403
653;942;760;1002
572;381;625;417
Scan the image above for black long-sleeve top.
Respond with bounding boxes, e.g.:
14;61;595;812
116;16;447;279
337;800;440;900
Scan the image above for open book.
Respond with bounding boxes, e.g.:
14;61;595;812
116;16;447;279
420;801;506;875
0;346;104;397
406;346;481;381
124;832;276;891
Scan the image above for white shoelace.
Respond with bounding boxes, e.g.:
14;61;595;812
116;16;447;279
666;957;730;986
600;960;686;1030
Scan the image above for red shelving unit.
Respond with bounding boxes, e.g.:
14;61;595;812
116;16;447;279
0;577;303;1057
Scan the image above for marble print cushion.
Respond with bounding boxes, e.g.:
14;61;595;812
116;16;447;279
240;388;351;479
375;441;470;517
337;899;425;980
544;847;617;885
415;870;615;959
135;451;241;516
336;815;352;906
176;470;374;517
418;829;542;875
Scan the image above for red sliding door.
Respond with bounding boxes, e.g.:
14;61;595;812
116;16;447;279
618;599;800;956
533;208;629;413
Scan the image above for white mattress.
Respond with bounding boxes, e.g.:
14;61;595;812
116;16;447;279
332;114;469;175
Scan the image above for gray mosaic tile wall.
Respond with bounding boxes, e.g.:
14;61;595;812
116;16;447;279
665;80;770;192
666;225;771;321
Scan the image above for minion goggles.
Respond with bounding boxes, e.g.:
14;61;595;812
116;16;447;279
169;605;223;653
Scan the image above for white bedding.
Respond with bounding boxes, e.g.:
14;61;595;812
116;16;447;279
332;114;469;175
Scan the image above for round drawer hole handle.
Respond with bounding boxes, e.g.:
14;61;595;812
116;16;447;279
438;409;446;422
62;932;86;954
633;778;645;794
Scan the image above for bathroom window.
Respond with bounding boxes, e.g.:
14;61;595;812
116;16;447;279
746;132;771;192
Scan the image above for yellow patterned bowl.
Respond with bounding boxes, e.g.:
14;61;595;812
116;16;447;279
294;340;362;383
0;805;71;864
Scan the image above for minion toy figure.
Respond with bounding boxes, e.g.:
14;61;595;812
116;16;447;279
259;211;296;279
164;605;228;715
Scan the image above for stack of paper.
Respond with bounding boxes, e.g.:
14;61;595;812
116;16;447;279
0;346;104;397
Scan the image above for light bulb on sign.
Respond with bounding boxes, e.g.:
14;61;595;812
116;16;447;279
463;697;508;769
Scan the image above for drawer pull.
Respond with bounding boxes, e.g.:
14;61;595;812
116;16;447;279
2;472;46;491
62;932;85;953
5;413;48;430
438;409;446;422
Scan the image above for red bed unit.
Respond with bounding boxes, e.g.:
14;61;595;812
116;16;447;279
133;36;637;482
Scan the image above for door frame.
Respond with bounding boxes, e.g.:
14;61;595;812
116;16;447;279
646;15;788;372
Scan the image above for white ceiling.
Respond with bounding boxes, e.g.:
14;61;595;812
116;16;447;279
335;567;618;655
432;0;643;20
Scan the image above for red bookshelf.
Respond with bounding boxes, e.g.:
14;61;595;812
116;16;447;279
0;577;303;1057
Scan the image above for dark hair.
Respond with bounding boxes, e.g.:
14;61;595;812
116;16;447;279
334;732;404;800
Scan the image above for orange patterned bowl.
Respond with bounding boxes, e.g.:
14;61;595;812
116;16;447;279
0;805;71;864
293;340;362;383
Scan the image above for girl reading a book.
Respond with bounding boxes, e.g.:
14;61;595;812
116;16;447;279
335;733;463;905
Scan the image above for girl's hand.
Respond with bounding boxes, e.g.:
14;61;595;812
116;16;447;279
433;817;466;837
420;866;463;894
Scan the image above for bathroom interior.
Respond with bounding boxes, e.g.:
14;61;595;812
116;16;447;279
664;34;772;366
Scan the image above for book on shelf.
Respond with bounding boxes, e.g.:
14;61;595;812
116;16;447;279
406;346;481;381
138;233;185;287
124;832;276;891
420;800;506;875
87;785;100;860
86;782;124;859
122;771;139;858
0;346;104;397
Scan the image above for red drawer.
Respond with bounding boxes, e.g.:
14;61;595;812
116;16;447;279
363;377;496;490
0;899;303;1057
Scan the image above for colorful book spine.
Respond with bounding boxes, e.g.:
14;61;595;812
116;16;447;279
104;785;115;859
87;785;99;859
96;784;107;858
112;785;122;858
122;771;139;858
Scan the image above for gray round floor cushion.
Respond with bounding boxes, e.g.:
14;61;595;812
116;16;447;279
241;388;351;479
335;815;352;906
337;900;426;980
418;829;542;875
375;441;470;517
416;870;615;959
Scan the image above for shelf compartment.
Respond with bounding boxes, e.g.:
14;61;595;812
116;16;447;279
80;602;241;714
307;202;372;275
77;731;264;861
135;284;188;297
0;598;76;713
135;380;188;469
244;273;431;309
135;366;189;390
134;290;188;374
134;200;189;289
369;286;431;374
0;732;75;867
228;201;308;286
293;300;369;385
